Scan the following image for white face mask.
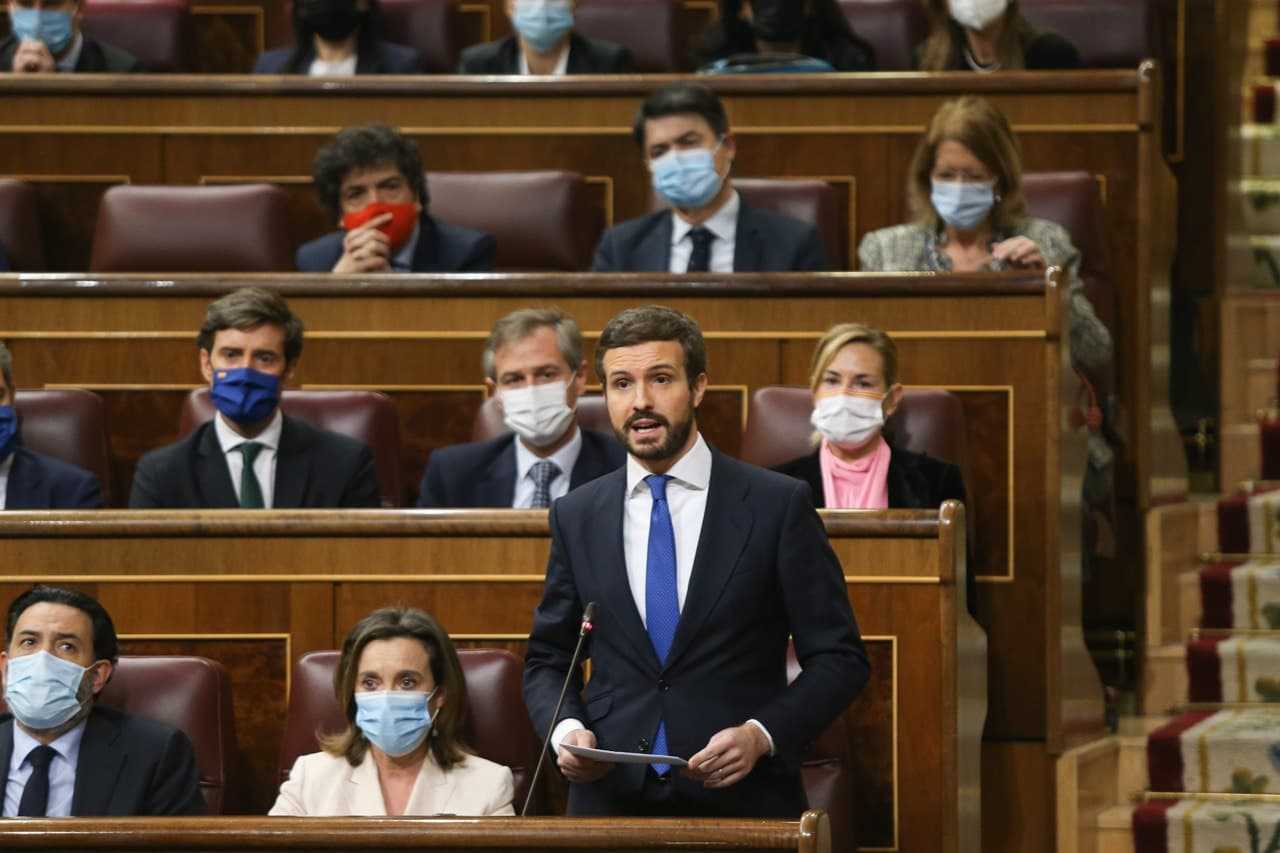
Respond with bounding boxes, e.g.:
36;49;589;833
500;380;576;448
810;392;885;450
948;0;1008;31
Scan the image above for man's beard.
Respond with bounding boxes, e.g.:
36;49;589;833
616;406;696;462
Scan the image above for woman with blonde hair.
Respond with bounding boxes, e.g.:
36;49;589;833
774;323;965;509
858;95;1111;372
915;0;1080;72
270;607;514;816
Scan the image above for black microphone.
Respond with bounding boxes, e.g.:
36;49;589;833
521;601;597;817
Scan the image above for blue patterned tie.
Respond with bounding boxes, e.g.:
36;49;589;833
529;460;561;509
644;474;678;774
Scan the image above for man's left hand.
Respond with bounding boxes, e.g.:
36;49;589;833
684;723;770;789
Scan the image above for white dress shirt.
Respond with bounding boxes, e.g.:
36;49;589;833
308;54;358;76
512;426;583;508
3;719;87;817
668;190;739;273
518;44;570;76
0;453;13;509
214;409;282;508
552;433;774;755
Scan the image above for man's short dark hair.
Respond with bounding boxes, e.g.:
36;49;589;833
6;586;120;665
196;287;305;367
595;305;707;388
312;124;429;220
632;82;730;148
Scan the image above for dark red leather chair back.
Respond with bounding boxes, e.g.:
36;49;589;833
786;644;854;852
471;394;612;442
0;180;45;271
427;171;604;271
0;656;238;814
649;179;845;270
178;388;402;507
1021;171;1115;337
277;649;543;813
14;389;112;504
575;0;680;72
1019;0;1153;68
380;0;460;72
838;0;929;70
82;0;192;72
740;386;967;472
90;185;293;273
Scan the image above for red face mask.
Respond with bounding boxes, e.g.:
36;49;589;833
340;202;419;253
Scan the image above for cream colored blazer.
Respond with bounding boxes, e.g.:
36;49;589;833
269;748;515;817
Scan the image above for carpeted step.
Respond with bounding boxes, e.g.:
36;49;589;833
1200;560;1280;630
1188;634;1280;703
1134;798;1280;853
1217;486;1280;555
1148;708;1280;794
1238;179;1280;236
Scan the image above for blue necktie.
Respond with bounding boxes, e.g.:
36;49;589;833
644;474;678;774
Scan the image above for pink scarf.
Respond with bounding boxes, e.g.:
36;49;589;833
819;436;891;509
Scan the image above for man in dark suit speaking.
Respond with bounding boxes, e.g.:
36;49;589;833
523;305;867;817
591;83;828;274
417;308;623;508
129;288;380;509
0;586;204;816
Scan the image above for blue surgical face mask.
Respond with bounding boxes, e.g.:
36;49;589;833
355;687;438;757
10;8;75;55
512;0;574;55
0;406;16;463
930;179;996;230
210;367;281;425
4;650;93;732
650;141;726;210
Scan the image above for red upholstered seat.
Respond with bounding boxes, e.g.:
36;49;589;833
471;394;612;442
427;171;604;271
786;644;855;852
837;0;929;71
277;649;544;813
0;179;45;271
0;656;239;814
650;179;845;270
575;0;680;72
1020;0;1153;68
82;0;192;72
178;389;402;508
89;185;293;273
14;389;112;504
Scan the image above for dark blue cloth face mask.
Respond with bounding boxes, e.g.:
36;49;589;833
0;406;16;462
210;368;281;425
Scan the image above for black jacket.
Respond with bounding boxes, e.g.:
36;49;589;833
457;32;633;74
253;39;422;74
0;35;139;72
417;429;624;508
591;201;828;273
295;211;496;273
0;706;205;816
4;446;103;510
772;444;966;510
129;414;380;509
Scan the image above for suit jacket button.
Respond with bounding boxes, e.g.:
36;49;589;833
638;738;650;752
658;679;670;691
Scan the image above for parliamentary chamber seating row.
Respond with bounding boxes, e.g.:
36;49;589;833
30;0;1156;75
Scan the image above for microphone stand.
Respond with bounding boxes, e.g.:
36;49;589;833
520;601;596;817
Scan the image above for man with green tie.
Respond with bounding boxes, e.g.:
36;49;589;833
128;287;380;509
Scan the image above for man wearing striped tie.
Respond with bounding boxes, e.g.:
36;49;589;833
523;305;868;818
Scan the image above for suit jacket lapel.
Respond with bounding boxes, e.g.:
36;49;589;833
638;213;674;272
406;754;452;815
0;719;13;782
567;433;600;489
5;449;41;509
273;416;312;509
886;447;925;508
665;451;752;670
411;214;441;272
590;472;661;673
732;203;763;272
478;440;518;507
349;752;387;815
71;709;124;816
195;423;239;508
